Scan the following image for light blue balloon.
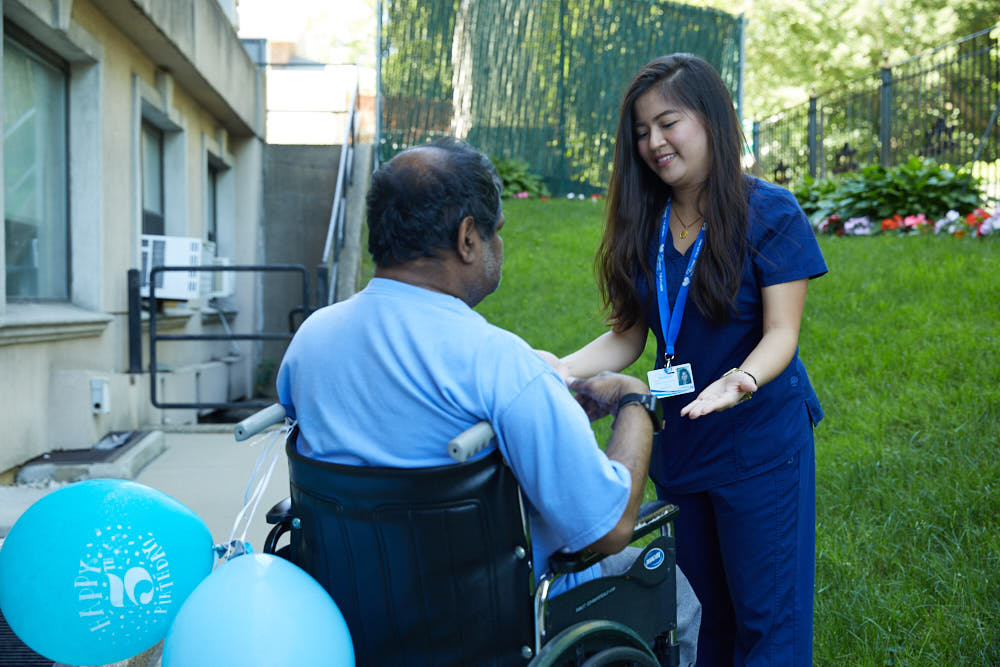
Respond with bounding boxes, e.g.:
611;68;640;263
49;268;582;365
163;553;354;667
0;479;213;666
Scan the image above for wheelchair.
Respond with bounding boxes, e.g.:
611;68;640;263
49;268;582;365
235;405;683;666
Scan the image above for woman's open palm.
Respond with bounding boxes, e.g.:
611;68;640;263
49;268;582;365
680;373;756;419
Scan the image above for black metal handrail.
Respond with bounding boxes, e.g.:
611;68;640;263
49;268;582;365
129;264;310;411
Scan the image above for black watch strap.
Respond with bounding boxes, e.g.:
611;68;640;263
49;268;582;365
616;393;662;433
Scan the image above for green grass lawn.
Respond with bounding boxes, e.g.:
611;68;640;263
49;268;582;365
474;198;1000;665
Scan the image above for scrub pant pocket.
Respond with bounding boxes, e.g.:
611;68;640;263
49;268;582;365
656;437;816;667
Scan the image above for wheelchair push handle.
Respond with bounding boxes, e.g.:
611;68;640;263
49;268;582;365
448;421;495;462
234;403;287;441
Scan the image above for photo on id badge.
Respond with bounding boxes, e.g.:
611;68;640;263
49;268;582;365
648;363;695;398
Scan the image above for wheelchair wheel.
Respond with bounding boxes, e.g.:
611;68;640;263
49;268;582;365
528;619;659;667
580;646;659;667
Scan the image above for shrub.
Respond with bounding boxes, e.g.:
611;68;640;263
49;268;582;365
793;158;983;227
491;156;550;199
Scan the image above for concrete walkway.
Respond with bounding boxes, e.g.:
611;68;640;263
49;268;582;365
0;426;290;549
133;427;291;548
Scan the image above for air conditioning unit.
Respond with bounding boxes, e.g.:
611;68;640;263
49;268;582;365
140;234;202;300
199;241;235;299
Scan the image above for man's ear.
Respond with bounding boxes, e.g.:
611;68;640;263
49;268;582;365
455;216;480;264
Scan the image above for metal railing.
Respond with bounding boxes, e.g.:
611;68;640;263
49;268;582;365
128;265;311;411
753;25;1000;204
317;68;361;307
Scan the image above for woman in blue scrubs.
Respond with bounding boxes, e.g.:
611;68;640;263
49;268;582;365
548;54;827;665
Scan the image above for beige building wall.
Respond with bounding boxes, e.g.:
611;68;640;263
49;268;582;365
0;0;266;473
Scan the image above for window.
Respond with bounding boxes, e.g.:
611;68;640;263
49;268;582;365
206;161;220;244
141;122;164;235
3;32;68;300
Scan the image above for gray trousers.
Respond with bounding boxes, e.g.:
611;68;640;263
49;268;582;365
600;547;701;667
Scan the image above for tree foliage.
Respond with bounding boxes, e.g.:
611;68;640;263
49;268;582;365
699;0;998;119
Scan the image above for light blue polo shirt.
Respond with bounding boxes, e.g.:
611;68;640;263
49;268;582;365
276;278;632;594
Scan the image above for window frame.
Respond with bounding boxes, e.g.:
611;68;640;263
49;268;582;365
3;23;72;303
140;120;165;236
206;159;222;245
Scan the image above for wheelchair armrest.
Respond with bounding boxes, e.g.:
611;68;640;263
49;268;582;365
266;497;292;524
263;497;294;555
632;500;679;539
234;403;287;441
548;500;678;575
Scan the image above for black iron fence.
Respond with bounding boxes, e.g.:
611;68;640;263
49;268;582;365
753;25;1000;205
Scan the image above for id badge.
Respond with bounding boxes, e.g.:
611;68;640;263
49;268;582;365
648;363;695;398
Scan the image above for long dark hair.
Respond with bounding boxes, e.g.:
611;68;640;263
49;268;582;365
598;54;749;330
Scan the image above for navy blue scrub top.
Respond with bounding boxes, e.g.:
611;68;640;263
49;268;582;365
643;178;828;493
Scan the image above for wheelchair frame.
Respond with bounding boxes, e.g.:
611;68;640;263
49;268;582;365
236;405;682;666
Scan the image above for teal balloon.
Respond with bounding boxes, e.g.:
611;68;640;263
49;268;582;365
0;479;213;666
163;553;354;666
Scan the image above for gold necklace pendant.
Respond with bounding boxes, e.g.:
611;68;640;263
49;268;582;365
674;210;701;241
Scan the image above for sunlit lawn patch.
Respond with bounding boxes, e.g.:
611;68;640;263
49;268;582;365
478;198;1000;665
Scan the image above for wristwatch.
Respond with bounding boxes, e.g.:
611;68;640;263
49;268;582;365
616;393;663;433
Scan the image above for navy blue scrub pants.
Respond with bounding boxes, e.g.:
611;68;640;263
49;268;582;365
656;439;815;667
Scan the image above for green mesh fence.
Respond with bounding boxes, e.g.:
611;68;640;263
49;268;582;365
377;0;744;194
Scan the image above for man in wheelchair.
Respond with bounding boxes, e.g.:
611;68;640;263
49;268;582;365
273;137;700;666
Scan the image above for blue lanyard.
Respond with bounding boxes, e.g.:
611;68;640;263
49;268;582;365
656;200;705;368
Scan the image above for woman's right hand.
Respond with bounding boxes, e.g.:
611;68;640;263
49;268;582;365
535;349;572;382
559;323;648;379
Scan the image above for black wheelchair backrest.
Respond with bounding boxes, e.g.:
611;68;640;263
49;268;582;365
285;438;534;667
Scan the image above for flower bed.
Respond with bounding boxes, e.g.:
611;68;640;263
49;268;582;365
793;157;995;239
816;207;998;238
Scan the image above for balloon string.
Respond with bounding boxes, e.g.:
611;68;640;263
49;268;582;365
242;426;279;506
237;440;283;546
224;427;283;560
223;420;295;563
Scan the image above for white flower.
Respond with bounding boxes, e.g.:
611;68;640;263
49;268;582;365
566;193;576;199
844;216;871;235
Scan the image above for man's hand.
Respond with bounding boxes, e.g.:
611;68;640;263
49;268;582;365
569;371;648;422
574;371;654;554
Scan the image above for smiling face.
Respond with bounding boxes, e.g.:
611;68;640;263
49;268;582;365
633;88;710;196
